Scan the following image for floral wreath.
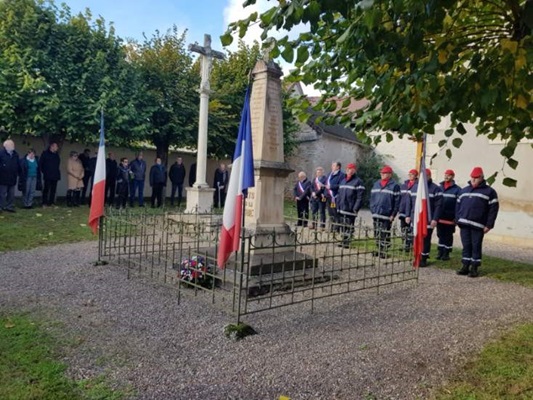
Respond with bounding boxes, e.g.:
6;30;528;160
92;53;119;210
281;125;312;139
173;255;215;287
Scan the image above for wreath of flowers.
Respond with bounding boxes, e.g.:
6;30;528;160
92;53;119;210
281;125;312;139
174;255;215;287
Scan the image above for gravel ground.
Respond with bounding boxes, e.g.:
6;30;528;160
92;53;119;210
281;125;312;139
1;241;532;400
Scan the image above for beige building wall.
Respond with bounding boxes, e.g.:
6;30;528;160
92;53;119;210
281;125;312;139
372;132;418;181
10;134;226;200
428;117;533;248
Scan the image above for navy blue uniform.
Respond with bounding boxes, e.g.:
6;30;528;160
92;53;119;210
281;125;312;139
398;179;417;251
370;179;401;254
437;180;461;259
337;174;365;247
406;179;443;265
456;180;499;274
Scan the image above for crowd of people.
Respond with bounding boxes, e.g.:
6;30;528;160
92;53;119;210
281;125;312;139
292;161;499;278
0;139;230;212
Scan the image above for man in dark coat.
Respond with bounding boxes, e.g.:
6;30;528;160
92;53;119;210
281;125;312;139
129;151;147;207
105;151;118;205
436;169;461;261
149;157;167;208
213;163;229;208
309;166;327;230
0;139;20;212
293;171;312;227
169;156;186;207
336;163;365;248
398;169;418;252
370;165;401;257
325;161;345;232
455;167;499;278
39;142;61;207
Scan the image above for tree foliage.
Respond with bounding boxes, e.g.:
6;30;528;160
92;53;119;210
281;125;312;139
0;0;147;146
126;27;199;164
223;0;533;184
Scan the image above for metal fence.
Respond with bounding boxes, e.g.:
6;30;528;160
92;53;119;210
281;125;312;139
99;208;418;324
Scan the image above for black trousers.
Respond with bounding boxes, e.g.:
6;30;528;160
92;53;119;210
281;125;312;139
399;217;413;250
81;174;91;202
214;187;227;208
437;223;455;252
170;183;184;206
326;198;340;231
310;199;326;228
460;227;485;266
105;178;116;205
151;183;164;207
421;227;435;258
373;218;392;252
42;180;58;206
296;199;309;226
341;214;356;244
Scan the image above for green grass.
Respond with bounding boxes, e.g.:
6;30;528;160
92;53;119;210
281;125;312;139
433;324;533;400
0;314;130;400
0;200;95;252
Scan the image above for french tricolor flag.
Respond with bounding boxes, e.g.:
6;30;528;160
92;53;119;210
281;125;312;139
88;111;106;234
217;88;255;268
413;136;430;268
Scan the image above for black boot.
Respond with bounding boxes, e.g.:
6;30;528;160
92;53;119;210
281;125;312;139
456;263;470;275
468;264;479;278
441;249;451;261
66;190;73;207
420;256;428;267
436;247;443;260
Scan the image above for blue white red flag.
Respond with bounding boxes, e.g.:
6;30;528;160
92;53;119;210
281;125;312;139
217;87;255;268
413;135;430;268
88;111;106;234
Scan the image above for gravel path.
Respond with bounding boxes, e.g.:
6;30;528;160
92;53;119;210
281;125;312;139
1;241;532;400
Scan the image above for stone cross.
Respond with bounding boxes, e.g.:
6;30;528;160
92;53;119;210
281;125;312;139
189;34;225;188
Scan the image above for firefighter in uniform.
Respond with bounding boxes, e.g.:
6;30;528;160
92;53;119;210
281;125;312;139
455;167;499;278
398;169;418;252
336;163;365;248
436;169;461;261
370;165;401;257
406;169;443;267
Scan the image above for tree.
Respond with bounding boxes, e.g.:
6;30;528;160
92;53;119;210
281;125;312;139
126;27;199;164
223;0;532;185
0;0;147;146
209;41;298;159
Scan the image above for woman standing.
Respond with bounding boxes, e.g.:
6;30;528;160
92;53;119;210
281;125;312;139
18;149;42;209
66;151;84;207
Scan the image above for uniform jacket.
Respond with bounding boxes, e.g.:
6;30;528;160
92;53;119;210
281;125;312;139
67;157;85;190
439;180;461;223
169;162;186;185
310;175;327;202
130;158;147;181
293;178;311;201
370;179;401;220
149;164;167;186
337;174;365;216
18;156;42;192
325;170;345;200
0;148;20;186
406;179;443;224
398;179;417;219
39;149;61;181
456;180;499;230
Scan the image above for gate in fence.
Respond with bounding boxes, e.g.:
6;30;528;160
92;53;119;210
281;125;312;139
99;209;418;324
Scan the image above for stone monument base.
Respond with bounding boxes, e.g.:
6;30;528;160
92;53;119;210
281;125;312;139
185;186;215;214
